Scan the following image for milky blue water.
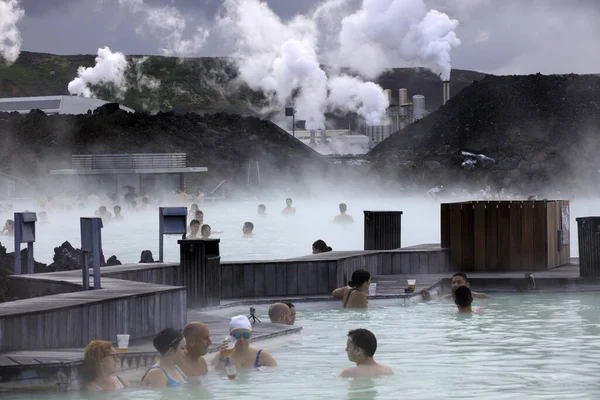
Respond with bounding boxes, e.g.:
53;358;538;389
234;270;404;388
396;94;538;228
6;293;600;399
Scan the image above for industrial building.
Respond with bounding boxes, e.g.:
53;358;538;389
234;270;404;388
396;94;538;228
286;129;371;155
0;95;134;115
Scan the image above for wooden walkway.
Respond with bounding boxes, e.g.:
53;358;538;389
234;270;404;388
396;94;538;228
0;311;301;370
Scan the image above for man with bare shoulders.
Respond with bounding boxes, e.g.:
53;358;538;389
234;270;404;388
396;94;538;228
340;329;393;378
454;286;483;313
178;322;212;377
442;272;492;300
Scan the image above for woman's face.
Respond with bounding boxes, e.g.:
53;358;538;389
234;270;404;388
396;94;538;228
312;246;319;254
231;329;252;349
169;338;187;362
203;227;211;237
101;348;119;375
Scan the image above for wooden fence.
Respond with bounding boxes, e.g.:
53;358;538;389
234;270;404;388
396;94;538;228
441;200;570;271
72;153;186;170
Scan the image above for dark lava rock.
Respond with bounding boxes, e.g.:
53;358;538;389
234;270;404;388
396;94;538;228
106;255;122;266
0;110;330;190
369;74;600;193
140;250;155;263
93;103;120;116
0;242;49;273
48;241;108;271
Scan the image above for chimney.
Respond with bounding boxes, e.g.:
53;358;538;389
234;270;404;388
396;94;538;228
443;81;450;105
399;88;408;105
320;128;327;143
384;89;392;105
309;129;316;144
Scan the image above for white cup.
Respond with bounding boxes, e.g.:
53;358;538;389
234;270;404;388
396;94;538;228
368;283;377;296
117;334;130;353
407;279;416;289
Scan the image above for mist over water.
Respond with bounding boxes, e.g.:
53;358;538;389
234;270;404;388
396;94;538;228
0;192;592;265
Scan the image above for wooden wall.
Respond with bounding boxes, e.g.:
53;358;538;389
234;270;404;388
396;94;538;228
376;249;450;275
441;200;570;271
0;288;186;352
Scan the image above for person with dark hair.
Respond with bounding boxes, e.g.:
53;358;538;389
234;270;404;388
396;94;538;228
258;204;267;216
1;219;13;235
332;269;371;309
282;198;296;215
243;222;254;237
442;272;492;300
142;328;188;388
187;219;201;239
284;301;296;325
312;239;332;254
80;340;128;391
268;302;292;325
340;329;392;378
179;322;212;377
333;203;354;224
189;204;199;220
194;210;204;225
454;286;475;313
201;224;212;238
113;206;123;221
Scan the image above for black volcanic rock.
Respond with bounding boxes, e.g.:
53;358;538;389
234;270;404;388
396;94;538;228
139;250;154;263
106;255;122;266
368;74;600;193
48;241;113;271
0;242;48;273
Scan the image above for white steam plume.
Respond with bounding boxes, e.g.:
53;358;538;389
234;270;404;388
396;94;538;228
328;75;389;126
118;0;209;57
336;0;460;80
68;47;128;99
219;0;389;129
0;0;24;65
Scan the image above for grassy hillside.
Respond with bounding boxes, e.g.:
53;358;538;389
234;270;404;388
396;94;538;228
0;51;487;120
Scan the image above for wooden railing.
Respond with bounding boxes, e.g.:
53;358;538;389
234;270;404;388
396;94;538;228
72;153;187;170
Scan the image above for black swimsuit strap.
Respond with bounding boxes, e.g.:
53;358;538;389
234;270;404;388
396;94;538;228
343;288;357;308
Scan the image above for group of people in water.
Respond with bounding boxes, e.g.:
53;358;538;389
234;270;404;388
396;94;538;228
79;270;488;392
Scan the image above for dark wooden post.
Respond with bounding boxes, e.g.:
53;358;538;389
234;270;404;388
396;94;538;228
576;217;600;277
364;211;403;250
178;239;221;308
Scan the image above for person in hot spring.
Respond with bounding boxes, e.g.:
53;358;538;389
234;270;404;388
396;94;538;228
257;204;267;216
332;269;370;309
201;224;211;238
113;206;124;221
1;219;14;235
333;203;354;224
312;240;332;254
282;198;296;215
340;329;393;378
242;222;254;237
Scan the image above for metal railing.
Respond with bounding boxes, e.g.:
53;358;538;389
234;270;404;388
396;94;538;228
72;154;187;170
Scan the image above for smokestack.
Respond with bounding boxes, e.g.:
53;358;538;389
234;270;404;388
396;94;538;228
384;89;392;104
320;128;327;143
412;95;425;121
399;88;408;105
443;81;450;105
310;129;316;145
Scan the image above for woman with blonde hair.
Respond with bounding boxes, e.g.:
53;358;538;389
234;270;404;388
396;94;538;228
81;340;128;391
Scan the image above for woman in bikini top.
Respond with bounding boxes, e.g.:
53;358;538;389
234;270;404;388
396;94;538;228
332;269;371;309
142;328;189;388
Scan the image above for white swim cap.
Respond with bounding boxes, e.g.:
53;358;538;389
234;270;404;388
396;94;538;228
229;315;252;332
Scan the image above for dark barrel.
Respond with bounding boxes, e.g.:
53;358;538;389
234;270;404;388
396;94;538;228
576;217;600;277
364;211;403;250
178;238;221;308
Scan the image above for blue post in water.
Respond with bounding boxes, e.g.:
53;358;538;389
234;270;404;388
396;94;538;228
13;212;37;275
158;207;187;262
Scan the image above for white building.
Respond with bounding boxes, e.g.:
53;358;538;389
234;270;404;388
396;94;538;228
0;95;134;115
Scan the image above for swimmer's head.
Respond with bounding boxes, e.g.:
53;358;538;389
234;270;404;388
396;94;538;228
242;221;254;235
284;302;296;325
113;206;121;214
190;219;200;235
454;286;473;310
191;203;198;211
99;206;107;213
452;273;469;289
201;224;211;237
312;240;332;254
286;198;293;206
258;204;266;214
339;203;347;213
268;302;291;325
348;269;371;290
346;329;377;362
195;211;204;223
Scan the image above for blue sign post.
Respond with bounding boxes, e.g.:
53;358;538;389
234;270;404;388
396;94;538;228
158;207;187;262
14;212;37;274
80;217;103;290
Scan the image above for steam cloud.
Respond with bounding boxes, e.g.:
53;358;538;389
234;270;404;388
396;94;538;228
218;0;389;129
336;0;461;80
0;0;24;65
118;0;209;57
68;47;129;99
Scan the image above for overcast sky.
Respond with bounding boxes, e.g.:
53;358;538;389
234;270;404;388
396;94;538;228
12;0;600;75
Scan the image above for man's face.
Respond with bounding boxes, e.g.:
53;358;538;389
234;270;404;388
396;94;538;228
289;307;296;325
242;225;251;234
345;339;358;362
188;327;212;356
286;199;292;206
452;276;469;289
190;223;200;235
195;212;204;223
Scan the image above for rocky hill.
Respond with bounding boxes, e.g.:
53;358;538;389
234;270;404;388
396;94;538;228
0;105;330;192
0;51;486;120
368;74;600;194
